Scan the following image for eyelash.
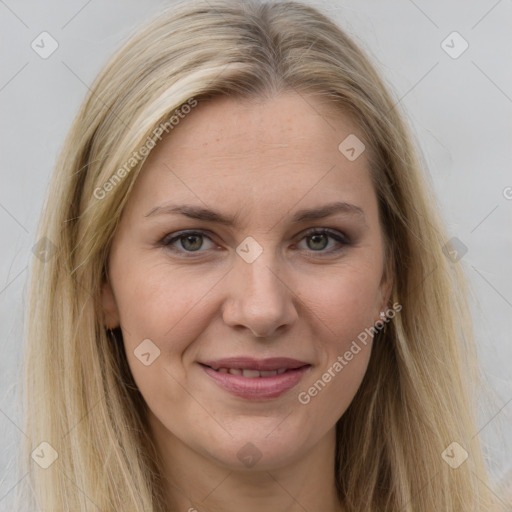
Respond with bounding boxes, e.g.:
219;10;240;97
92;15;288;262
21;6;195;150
159;228;350;257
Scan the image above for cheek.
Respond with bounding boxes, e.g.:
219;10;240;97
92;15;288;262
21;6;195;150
113;256;218;344
295;263;380;407
296;278;375;428
310;343;372;431
302;262;382;343
109;256;223;394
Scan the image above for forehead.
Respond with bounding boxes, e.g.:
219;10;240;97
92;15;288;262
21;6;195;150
153;92;362;168
122;92;377;224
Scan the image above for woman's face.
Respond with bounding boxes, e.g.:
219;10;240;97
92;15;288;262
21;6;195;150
102;92;391;472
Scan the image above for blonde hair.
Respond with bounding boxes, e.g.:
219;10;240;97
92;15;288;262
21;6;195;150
19;0;505;510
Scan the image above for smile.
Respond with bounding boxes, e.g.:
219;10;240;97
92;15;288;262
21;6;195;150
214;367;288;377
199;357;311;400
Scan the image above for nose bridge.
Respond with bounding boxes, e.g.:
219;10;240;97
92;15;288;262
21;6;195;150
241;251;280;297
236;241;284;302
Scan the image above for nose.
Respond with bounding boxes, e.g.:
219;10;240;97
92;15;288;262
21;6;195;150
221;250;299;339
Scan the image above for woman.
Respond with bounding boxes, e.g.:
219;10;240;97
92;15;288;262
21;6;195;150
19;0;505;510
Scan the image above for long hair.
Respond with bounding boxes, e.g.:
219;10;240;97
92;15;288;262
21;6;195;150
19;0;503;510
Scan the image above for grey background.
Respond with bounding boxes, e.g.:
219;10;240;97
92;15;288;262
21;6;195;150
1;0;511;508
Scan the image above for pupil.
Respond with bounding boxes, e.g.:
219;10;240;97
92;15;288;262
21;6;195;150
309;234;327;250
182;235;202;251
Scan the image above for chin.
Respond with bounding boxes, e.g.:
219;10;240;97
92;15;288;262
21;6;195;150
206;437;304;472
197;415;318;471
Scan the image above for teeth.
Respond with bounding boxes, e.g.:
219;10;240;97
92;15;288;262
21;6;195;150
242;369;261;378
216;368;288;377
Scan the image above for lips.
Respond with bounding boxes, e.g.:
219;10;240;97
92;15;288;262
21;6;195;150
199;357;311;399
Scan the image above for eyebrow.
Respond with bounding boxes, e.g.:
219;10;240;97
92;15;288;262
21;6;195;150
145;200;367;227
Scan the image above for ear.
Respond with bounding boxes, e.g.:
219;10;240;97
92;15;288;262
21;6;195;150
376;261;394;320
101;279;120;328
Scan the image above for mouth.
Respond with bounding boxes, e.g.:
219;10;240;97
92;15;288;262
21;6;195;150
199;357;311;400
213;367;289;377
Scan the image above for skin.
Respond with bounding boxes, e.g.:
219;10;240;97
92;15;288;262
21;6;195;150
102;91;392;511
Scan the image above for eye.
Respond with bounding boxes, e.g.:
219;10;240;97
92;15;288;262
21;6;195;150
294;228;349;253
161;230;216;253
160;228;349;256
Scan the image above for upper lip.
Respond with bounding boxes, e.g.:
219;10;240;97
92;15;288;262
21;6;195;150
200;357;310;371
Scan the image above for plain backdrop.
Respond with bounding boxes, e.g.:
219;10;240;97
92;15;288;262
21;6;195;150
1;0;511;508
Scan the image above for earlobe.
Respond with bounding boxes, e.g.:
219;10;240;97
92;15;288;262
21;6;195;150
381;279;393;312
101;280;120;329
377;267;394;321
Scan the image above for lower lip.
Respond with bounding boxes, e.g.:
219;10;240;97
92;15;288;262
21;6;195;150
201;364;310;400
